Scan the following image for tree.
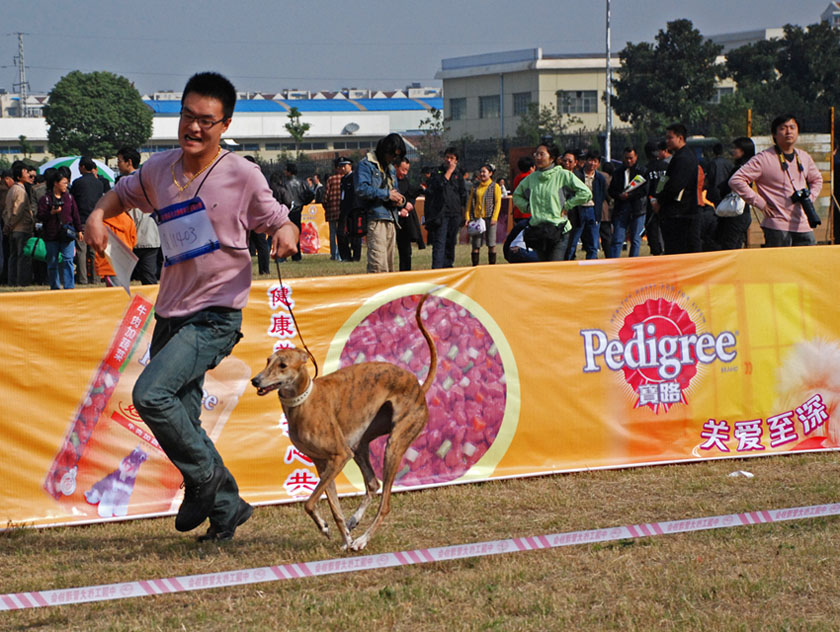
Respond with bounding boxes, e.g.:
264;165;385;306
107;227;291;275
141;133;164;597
724;22;840;132
514;102;581;145
611;19;723;133
418;107;448;162
44;71;153;158
284;106;310;158
18;135;33;159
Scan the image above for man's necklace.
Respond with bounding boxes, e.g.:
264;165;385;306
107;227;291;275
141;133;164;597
171;146;222;193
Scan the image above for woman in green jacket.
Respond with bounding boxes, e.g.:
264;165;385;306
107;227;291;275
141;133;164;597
512;142;592;261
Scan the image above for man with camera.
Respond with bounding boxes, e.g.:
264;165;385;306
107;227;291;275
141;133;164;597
729;114;823;247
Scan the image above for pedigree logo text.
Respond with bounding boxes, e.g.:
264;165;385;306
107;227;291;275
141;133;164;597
580;284;738;413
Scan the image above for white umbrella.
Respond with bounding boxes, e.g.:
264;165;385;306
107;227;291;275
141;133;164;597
39;156;116;185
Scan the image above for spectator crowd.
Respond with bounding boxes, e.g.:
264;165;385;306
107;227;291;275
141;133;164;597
0;112;829;287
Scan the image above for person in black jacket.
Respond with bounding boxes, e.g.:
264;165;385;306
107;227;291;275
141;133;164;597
650;124;700;254
607;147;649;258
711;137;755;250
70;156;105;283
424;147;466;269
394;157;425;271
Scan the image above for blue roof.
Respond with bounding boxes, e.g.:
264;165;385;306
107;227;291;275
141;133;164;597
144;100;287;114
144;98;443;115
277;99;360;112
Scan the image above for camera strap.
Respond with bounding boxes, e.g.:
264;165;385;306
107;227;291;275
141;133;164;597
776;146;807;191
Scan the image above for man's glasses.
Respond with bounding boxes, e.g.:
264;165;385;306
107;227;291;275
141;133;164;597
180;110;227;130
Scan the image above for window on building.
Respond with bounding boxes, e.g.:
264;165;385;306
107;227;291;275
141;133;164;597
557;90;598;114
449;98;466;121
709;86;735;104
479;95;500;119
241;143;259;151
513;92;532;116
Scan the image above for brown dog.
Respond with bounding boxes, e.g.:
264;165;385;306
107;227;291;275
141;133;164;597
252;294;437;551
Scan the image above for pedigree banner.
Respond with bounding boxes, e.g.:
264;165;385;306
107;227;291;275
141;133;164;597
2;246;839;529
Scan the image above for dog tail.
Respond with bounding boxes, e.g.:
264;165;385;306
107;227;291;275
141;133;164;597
416;294;438;394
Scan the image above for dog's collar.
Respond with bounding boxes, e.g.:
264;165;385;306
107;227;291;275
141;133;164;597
279;378;313;408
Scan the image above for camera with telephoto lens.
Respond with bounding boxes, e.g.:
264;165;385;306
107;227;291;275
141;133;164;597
791;188;821;228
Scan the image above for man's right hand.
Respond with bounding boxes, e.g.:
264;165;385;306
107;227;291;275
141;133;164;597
84;208;109;255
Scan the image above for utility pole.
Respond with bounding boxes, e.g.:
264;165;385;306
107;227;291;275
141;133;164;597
13;32;30;117
605;0;612;162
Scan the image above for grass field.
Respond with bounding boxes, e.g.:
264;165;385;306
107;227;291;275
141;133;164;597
2;452;839;631
3;244;840;631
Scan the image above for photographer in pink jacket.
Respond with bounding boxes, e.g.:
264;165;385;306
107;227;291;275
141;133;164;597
729;114;822;247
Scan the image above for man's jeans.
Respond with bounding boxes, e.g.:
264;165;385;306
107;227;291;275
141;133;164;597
609;210;645;258
133;307;244;527
762;227;816;247
431;214;461;268
8;231;33;286
565;206;600;260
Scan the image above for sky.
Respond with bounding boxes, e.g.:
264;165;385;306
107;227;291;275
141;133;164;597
1;0;833;96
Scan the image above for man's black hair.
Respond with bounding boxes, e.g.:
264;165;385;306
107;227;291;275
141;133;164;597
443;146;459;160
285;163;298;176
79;156;96;172
623;146;637;155
117;147;141;168
11;161;28;180
712;143;724;156
586;149;601;161
665;123;687;139
182;71;237;120
770;114;799;136
517;155;534;172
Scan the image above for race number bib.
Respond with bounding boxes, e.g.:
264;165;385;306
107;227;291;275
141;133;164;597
154;197;221;267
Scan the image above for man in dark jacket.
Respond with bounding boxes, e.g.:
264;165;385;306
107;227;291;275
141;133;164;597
283;163;310;261
424;147;466;269
395;157;425;271
608;147;649;258
566;150;606;260
650;124;700;254
70;156;105;283
644;141;669;255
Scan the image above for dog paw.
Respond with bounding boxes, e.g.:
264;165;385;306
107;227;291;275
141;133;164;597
320;526;331;539
349;535;369;551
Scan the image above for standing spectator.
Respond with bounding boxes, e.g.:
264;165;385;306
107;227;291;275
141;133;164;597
0;169;11;282
323;158;344;261
704;143;733;206
395;157;424;271
37;171;82;290
95;211;137;287
354;133;406;273
241;155;270;274
465;162;502;265
118;147;162;284
512;142;592;261
283;163;309;261
85;71;298;541
567;150;606;260
338;158;361;262
650;124;700;254
3;161;35;286
511;156;534;224
599;161;615;257
70;156;105;283
729;114;822;248
608;147;649;258
644;141;669;255
425;147;466;269
713;136;755;250
310;174;324;204
497;178;509;197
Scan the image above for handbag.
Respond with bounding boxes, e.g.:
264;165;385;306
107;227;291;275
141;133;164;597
715;192;745;218
467;218;486;236
60;222;77;243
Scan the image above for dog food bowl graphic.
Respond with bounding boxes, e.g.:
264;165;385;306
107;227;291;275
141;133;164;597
324;282;520;488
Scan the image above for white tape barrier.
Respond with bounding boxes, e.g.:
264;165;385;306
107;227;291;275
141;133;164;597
3;502;839;611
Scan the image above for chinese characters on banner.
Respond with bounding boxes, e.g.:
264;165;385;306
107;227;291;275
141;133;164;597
267;282;320;497
700;394;829;452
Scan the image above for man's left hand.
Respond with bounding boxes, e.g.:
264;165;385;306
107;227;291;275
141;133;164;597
270;222;300;259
